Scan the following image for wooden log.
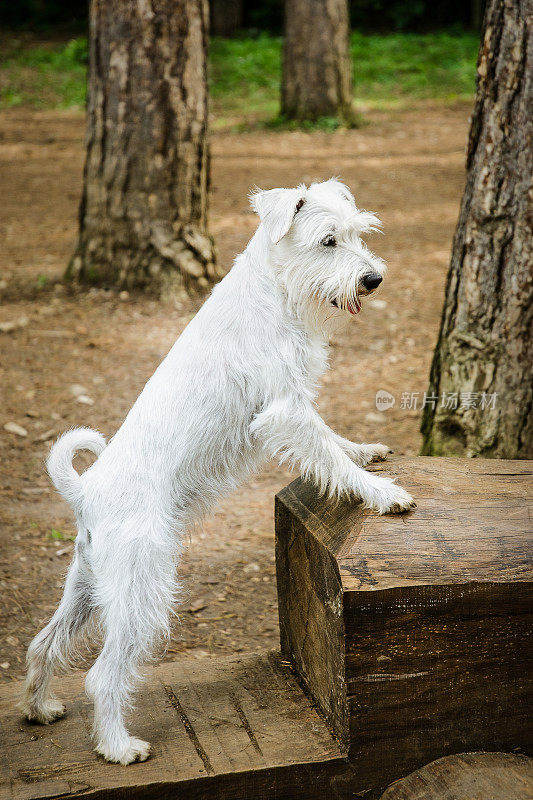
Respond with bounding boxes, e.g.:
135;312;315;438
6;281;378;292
379;752;533;800
0;651;350;800
275;457;533;797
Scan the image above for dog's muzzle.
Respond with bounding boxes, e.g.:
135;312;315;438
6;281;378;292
331;272;382;316
362;272;382;291
331;297;362;315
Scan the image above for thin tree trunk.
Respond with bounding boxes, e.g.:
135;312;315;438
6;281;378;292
210;0;242;37
421;0;532;458
67;0;217;295
471;0;484;31
281;0;354;123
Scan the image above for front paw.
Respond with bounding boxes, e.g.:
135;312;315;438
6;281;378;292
364;443;393;463
346;442;393;466
97;736;151;765
362;478;416;515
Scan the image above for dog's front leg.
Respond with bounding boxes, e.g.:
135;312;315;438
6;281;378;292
251;398;415;514
332;434;393;467
303;423;393;466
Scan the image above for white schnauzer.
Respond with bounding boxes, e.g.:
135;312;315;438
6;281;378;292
23;179;415;764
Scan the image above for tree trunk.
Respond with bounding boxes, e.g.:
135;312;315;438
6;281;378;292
421;0;532;459
281;0;354;123
471;0;485;31
210;0;242;37
67;0;217;295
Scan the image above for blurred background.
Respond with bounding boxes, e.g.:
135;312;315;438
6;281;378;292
3;0;530;686
0;1;482;120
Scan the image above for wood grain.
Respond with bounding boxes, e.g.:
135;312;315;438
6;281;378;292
344;581;532;786
276;456;533;797
379;752;533;800
275;494;349;747
0;651;347;800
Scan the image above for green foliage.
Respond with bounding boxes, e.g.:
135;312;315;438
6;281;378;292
50;527;76;541
209;34;282;120
0;32;479;122
350;31;479;101
0;37;87;108
268;115;342;132
209;31;478;126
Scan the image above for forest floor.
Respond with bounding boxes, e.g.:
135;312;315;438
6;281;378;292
0;101;471;683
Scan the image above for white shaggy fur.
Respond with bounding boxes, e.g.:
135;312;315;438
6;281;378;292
22;179;415;764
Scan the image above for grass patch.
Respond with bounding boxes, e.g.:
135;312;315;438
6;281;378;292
211;31;478;126
210;33;281;123
0;31;479;121
350;31;479;103
0;36;87;108
50;527;75;541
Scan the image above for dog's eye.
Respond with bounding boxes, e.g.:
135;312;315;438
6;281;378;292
321;235;337;247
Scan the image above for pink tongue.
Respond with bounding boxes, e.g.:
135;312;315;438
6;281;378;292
347;298;361;315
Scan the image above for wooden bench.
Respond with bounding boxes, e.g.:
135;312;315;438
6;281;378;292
380;752;533;800
1;457;532;799
275;457;533;795
0;651;350;800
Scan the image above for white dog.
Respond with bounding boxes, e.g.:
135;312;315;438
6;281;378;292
23;179;415;764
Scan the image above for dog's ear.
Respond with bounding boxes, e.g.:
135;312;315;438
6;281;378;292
250;187;306;244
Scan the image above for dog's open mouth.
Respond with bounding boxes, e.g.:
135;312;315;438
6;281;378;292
331;297;362;315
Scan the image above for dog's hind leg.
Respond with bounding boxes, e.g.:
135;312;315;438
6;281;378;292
86;530;179;765
22;534;94;723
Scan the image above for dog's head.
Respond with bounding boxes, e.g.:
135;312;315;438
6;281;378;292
250;179;386;323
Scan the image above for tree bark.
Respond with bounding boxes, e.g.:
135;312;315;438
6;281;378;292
281;0;354;123
210;0;242;37
421;0;532;458
67;0;217;295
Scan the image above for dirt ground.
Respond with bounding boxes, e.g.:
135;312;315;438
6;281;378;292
0;102;471;683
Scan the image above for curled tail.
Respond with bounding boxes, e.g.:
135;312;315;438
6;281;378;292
47;428;106;514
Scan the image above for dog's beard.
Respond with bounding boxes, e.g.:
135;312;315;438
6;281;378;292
331;292;362;315
300;292;358;335
273;256;368;332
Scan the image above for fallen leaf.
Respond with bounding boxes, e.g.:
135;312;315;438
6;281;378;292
4;422;28;437
369;298;387;310
34;428;56;443
0;316;28;333
69;384;87;397
188;598;208;613
364;412;386;424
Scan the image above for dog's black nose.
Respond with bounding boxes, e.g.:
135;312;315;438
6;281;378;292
362;273;382;291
